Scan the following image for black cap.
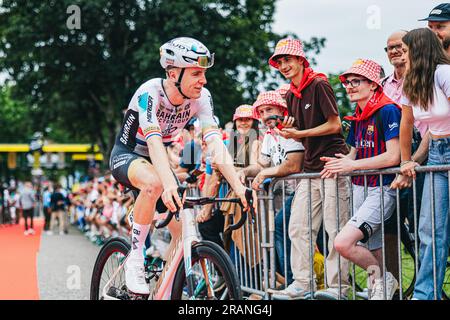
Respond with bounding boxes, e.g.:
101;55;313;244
419;3;450;21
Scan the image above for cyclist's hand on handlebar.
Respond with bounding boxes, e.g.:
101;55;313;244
161;185;183;213
235;185;257;213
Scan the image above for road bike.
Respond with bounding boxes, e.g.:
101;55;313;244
90;186;255;300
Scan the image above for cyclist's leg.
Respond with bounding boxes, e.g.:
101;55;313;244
127;158;163;258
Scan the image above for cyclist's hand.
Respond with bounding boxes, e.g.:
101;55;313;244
400;161;419;179
390;174;412;189
161;185;183;213
236;185;257;213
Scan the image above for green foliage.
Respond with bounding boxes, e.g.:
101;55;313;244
0;0;326;158
0;85;33;142
328;72;353;118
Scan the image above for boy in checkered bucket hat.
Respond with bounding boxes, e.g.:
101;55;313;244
321;58;402;300
267;38;351;301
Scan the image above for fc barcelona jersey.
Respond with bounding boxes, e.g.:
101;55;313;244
346;104;401;186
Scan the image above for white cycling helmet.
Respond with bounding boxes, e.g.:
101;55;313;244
160;37;214;69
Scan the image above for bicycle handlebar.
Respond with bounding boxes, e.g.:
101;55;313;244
155;187;255;230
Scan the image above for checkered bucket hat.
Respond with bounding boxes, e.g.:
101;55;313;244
233;104;258;121
253;91;287;118
269;38;310;69
339;59;382;87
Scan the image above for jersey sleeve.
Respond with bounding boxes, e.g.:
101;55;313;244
135;85;162;140
194;88;221;143
284;138;305;153
380;104;401;141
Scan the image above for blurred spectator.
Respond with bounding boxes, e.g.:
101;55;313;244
19;181;36;235
48;183;66;235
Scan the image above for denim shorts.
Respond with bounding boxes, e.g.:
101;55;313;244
347;184;396;250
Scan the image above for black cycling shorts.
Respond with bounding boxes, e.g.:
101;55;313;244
110;143;152;190
110;143;177;214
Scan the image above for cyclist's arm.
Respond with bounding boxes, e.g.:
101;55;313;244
147;136;178;189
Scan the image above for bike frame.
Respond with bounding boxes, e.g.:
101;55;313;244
101;207;214;300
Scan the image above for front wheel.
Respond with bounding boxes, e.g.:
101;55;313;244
90;237;130;300
171;240;242;300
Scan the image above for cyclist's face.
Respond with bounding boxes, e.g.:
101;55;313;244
180;67;208;99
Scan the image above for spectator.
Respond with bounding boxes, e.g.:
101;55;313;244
322;59;401;300
267;38;350;300
239;91;304;286
42;186;52;231
48;183;66;235
382;30;429;283
197;104;261;234
399;28;450;300
7;188;20;224
19;181;36;235
420;3;450;55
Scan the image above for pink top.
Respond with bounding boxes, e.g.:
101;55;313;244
383;73;428;137
400;65;450;136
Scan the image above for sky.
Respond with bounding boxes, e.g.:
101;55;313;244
273;0;445;75
0;0;445;84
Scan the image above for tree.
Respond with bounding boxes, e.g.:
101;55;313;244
0;85;34;142
0;0;325;160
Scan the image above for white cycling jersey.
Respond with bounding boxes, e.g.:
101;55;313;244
116;78;220;156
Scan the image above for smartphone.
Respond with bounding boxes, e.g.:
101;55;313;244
265;115;286;122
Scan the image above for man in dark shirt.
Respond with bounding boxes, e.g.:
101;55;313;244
266;38;350;300
48;183;66;235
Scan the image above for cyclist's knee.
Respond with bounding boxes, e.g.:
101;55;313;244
141;182;163;200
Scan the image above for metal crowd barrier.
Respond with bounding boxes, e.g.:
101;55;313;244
213;164;450;300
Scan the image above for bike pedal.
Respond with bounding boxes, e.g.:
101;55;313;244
127;292;149;300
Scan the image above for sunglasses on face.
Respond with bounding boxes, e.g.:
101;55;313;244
342;78;370;88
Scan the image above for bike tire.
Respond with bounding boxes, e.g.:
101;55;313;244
90;237;130;300
171;240;242;300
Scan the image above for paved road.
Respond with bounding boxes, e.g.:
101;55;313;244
37;226;101;300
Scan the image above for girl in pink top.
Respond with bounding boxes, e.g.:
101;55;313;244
399;28;450;300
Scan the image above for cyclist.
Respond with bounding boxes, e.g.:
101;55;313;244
110;37;254;295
